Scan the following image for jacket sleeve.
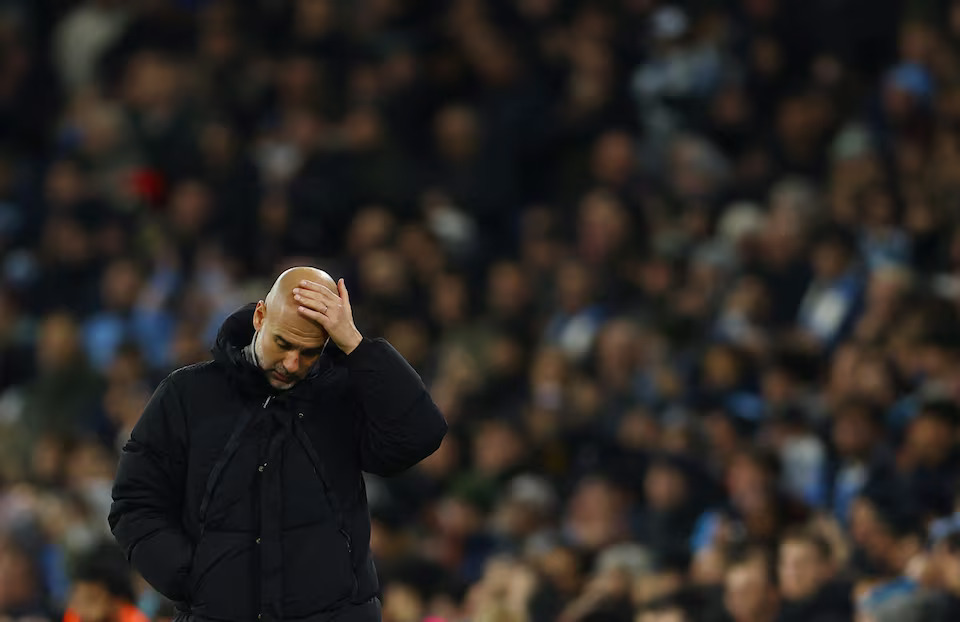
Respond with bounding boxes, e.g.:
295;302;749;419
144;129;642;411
345;337;447;476
108;375;193;602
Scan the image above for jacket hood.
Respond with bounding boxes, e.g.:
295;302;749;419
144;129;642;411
211;303;341;400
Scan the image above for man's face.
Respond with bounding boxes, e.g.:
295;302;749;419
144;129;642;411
253;302;328;390
638;610;688;622
68;581;114;622
779;540;828;601
724;559;774;622
940;547;960;593
905;415;954;467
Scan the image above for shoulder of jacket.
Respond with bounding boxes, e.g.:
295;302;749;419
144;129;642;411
166;360;223;387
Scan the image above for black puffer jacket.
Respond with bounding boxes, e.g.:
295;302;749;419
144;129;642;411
109;304;447;622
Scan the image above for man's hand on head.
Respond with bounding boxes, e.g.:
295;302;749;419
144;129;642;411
292;278;364;355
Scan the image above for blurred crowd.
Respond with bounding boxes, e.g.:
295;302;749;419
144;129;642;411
5;0;960;621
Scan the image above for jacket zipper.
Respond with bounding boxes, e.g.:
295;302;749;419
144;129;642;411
288;399;357;596
339;527;358;597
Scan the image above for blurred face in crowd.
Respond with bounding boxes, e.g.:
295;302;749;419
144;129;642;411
45;159;87;208
430;272;469;327
832;402;880;460
384;318;429;370
346;206;395;257
169;180;214;238
37;312;82;374
360;248;410;302
724;554;778;622
644;462;689;512
865;268;910;315
851;357;897;408
556;260;594;313
520;206;562;273
530;347;568;410
435;105;480;162
590;130;636;187
436;495;484;539
43;217;92;266
566;477;628;551
904;412;956;468
860;186;897;230
0;544;39;612
472;420;524;477
294;0;336;44
252;269;333;390
633;569;685;610
778;537;832;601
101;259;142;312
537;546;582;598
596;319;640;388
124;52;180;111
484;334;525;382
637;608;689;622
760;367;797;406
919;341;960;379
827;344;862;401
486;260;530;318
812;240;852;281
578;190;630;265
778;94;833;153
849;499;901;572
725;275;770;321
703;344;743;390
726;452;773;499
668;136;726;199
397;221;445;282
67;440;116;488
939;539;960;595
381;582;424;622
68;581;117;622
30;434;67;485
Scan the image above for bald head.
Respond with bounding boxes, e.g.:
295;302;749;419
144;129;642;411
265;267;337;312
253;266;338;389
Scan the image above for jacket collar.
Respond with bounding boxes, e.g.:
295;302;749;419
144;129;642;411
211;303;342;402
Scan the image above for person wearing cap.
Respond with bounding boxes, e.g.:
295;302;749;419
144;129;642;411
109;267;447;622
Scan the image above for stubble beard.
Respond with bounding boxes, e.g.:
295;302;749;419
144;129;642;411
255;330;297;390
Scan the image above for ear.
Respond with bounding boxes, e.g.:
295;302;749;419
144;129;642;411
253;300;266;331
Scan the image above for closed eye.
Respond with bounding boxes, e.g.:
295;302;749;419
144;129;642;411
275;335;320;357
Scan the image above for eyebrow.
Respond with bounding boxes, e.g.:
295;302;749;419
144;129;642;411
274;334;322;355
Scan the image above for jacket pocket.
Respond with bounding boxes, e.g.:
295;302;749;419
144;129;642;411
281;521;355;617
187;531;257;620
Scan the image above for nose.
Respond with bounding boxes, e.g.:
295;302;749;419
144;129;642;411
283;351;300;374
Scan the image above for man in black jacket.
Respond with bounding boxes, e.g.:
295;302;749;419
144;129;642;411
109;267;447;622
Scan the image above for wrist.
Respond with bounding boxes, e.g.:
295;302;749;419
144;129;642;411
341;331;363;355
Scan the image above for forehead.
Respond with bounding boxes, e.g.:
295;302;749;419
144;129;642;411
781;539;816;555
728;561;766;587
265;304;327;348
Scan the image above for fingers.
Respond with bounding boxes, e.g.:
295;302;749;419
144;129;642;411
292;287;326;306
294;292;342;320
296;304;330;326
297;280;341;301
293;279;353;340
338;278;351;309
